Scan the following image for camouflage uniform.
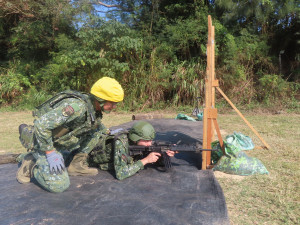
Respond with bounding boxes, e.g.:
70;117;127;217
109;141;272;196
31;95;107;193
89;133;144;180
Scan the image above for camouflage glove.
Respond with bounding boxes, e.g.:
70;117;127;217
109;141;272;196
46;151;65;174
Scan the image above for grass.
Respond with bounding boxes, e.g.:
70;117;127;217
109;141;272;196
216;113;300;225
0;110;299;224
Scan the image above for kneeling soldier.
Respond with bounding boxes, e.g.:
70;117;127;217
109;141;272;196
17;77;124;193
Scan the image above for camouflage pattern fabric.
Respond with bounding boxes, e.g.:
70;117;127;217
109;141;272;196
21;95;107;192
211;139;269;176
225;132;255;151
211;140;240;165
33;97;105;153
16;153;27;163
213;151;269;176
19;125;34;150
89;133;144;180
32;151;70;193
114;134;144;180
88;135;115;170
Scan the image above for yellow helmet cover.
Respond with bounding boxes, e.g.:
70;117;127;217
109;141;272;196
90;77;124;102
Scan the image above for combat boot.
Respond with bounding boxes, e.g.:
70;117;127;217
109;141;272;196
16;153;36;183
68;153;98;176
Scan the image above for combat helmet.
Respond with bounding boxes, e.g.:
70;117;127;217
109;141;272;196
129;121;155;142
90;77;124;102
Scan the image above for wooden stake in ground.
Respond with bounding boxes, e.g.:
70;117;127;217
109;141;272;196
202;16;270;170
202;16;225;170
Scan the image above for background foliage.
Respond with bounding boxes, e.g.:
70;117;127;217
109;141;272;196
0;0;299;111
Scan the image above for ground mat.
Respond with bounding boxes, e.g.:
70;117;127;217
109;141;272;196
0;119;229;225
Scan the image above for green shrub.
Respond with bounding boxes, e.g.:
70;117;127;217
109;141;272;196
0;62;31;105
17;87;53;110
258;74;298;105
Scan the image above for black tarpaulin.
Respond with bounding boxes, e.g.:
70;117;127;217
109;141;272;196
0;119;229;225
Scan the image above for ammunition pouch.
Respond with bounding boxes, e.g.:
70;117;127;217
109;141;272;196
89;130;128;170
89;134;114;169
52;127;70;139
53;123;95;150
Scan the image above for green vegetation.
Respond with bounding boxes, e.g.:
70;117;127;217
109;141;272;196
1;2;298;221
0;1;299;111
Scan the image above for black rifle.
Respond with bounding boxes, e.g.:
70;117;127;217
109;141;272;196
128;141;217;169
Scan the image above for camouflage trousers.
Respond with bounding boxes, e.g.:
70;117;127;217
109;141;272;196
32;151;70;193
18;129;106;193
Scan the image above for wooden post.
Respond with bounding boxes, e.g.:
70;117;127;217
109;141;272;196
201;16;270;171
202;16;225;170
202;16;215;169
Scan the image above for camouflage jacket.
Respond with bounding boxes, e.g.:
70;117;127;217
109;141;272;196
89;133;144;180
33;95;106;152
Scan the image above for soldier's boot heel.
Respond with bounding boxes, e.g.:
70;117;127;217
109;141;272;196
16;153;36;183
68;153;98;176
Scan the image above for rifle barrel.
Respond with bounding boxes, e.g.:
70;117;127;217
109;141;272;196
128;145;217;152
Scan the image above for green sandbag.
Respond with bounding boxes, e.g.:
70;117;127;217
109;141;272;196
175;113;197;121
226;132;254;150
211;140;269;176
211;140;240;164
212;151;269;176
196;112;203;121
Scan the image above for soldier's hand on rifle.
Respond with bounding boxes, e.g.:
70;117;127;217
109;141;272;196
140;152;161;165
166;150;177;157
166;144;178;157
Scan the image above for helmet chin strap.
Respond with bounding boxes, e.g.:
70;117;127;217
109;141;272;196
99;101;111;114
91;95;111;113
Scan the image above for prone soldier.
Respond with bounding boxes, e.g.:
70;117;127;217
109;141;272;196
88;121;176;180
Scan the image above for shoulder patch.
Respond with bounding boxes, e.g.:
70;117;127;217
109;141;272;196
69;102;81;112
62;105;75;117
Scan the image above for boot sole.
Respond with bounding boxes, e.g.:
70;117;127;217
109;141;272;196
16;163;31;183
16;154;36;184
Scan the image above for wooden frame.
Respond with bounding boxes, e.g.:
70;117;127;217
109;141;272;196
202;16;270;170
